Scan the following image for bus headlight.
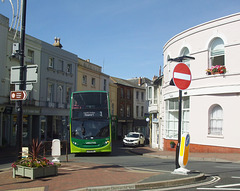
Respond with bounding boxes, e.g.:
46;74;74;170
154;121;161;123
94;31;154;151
73;141;78;146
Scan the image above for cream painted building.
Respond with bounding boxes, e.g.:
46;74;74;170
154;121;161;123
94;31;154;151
77;58;109;92
162;13;240;153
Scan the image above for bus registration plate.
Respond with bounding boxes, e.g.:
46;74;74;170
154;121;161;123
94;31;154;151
87;150;96;153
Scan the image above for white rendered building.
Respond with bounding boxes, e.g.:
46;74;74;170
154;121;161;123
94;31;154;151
162;13;240;153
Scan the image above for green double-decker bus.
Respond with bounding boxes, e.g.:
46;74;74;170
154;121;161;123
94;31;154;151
69;91;112;153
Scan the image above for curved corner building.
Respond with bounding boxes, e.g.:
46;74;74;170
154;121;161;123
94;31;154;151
162;13;240;153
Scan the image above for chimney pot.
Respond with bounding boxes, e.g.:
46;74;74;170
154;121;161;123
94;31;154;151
53;37;63;49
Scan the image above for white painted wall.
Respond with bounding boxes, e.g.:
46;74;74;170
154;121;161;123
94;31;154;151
162;13;240;149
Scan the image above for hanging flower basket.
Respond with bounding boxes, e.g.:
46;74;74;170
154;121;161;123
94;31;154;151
206;65;226;75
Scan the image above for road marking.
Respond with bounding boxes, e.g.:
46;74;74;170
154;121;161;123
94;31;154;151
146;176;220;191
216;183;240;188
197;176;240;190
125;166;171;173
197;188;240;190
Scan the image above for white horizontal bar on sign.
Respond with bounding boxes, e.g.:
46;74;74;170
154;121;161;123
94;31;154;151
174;72;191;81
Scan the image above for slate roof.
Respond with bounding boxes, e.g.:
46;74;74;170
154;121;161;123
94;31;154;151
110;76;151;89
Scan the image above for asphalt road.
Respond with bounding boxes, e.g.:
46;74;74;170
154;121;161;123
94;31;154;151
72;143;240;190
1;142;240;190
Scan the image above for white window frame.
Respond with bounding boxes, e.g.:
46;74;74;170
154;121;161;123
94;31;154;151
104;79;107;91
66;86;71;104
82;75;87;85
59;60;64;71
148;86;153;104
136;106;139;117
141;92;144;101
91;78;96;87
180;47;190;67
136;91;139;100
57;85;63;105
165;97;190;139
127;105;131;117
127;89;131;99
209;37;225;67
47;83;54;102
208;105;223;136
141;106;144;117
154;87;157;104
67;63;72;73
48;57;54;68
27;49;34;64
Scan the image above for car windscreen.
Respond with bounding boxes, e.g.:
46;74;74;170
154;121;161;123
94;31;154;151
127;133;139;138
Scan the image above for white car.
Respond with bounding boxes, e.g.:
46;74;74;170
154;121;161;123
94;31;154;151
123;132;145;147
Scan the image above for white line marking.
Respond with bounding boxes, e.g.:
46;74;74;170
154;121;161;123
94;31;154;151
148;176;220;191
216;183;240;188
174;72;191;81
125;166;171;173
197;188;240;190
232;177;240;179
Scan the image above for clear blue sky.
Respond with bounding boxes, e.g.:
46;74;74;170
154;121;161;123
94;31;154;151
1;0;240;79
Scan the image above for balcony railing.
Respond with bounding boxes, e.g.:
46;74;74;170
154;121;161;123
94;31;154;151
57;103;65;109
47;101;55;108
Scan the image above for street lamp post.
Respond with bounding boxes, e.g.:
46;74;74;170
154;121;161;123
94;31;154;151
168;56;195;169
16;0;27;159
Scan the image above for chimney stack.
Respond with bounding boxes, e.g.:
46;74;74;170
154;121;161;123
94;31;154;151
53;37;63;49
138;77;142;86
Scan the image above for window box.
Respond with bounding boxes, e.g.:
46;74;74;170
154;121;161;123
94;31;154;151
206;65;226;75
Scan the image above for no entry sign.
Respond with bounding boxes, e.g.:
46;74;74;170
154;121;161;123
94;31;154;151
173;63;192;90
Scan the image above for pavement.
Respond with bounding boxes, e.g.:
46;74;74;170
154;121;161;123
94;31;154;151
0;144;240;191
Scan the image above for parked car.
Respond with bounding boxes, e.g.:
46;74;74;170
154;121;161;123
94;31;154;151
123;132;145;147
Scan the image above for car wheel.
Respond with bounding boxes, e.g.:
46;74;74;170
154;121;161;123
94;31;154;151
138;141;141;147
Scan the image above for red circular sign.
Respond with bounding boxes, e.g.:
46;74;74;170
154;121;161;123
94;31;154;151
173;63;192;90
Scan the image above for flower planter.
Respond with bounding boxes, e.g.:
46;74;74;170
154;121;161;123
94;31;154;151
13;165;58;180
206;65;226;75
170;142;176;148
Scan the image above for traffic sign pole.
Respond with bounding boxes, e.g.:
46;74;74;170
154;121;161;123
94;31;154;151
172;63;192;169
169;57;195;170
16;0;27;160
176;89;182;169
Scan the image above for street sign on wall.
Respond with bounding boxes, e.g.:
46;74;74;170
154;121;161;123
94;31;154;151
173;63;192;90
10;91;27;100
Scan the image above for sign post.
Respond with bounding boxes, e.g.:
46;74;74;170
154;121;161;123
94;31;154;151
173;63;192;169
172;63;192;169
16;0;27;160
168;56;194;172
